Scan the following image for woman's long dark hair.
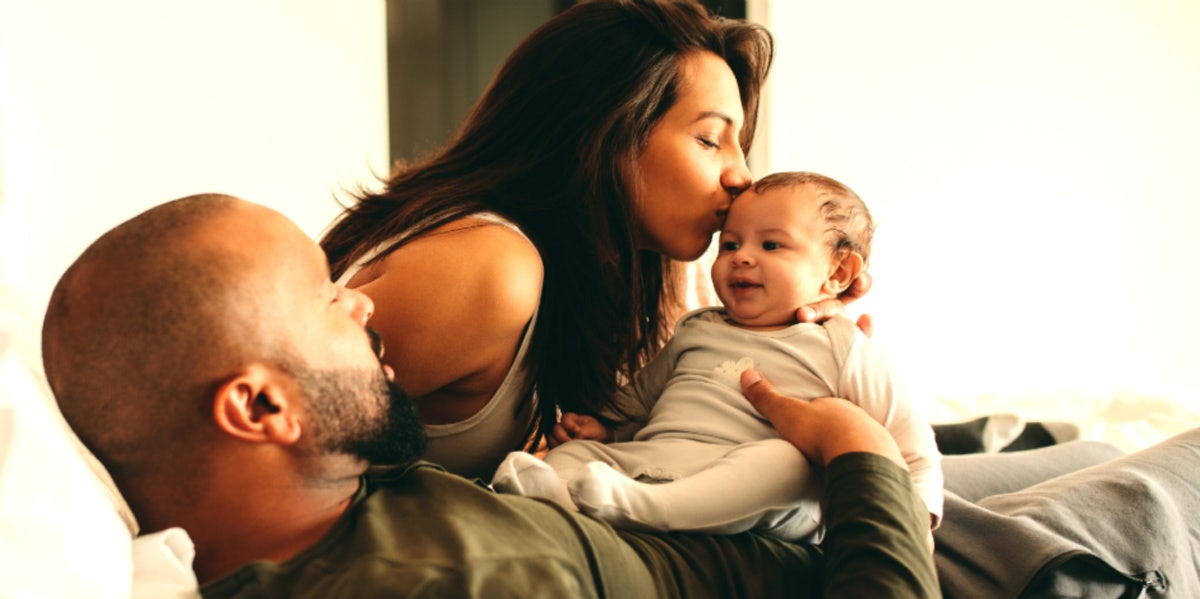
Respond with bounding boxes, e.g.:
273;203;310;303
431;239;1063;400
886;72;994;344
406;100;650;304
322;0;773;449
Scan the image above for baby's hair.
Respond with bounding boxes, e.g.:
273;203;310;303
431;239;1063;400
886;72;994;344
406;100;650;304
753;171;875;264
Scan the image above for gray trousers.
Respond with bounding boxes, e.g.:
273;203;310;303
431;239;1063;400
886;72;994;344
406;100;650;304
936;428;1200;598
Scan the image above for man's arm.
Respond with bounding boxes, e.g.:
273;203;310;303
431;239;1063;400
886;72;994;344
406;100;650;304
741;370;941;598
823;453;941;597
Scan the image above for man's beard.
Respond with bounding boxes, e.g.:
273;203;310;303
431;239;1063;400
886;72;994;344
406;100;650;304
296;365;427;465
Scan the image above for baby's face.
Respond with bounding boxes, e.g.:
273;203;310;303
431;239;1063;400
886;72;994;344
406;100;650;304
712;184;836;328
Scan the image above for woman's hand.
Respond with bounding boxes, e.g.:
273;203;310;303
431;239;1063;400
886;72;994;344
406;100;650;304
795;272;873;336
549;412;613;448
740;369;903;468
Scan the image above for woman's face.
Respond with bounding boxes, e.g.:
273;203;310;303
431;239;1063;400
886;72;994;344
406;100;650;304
631;51;753;261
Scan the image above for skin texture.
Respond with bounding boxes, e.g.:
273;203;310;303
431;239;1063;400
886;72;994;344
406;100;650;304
552;181;867;445
712;184;862;330
739;369;904;469
346;50;752;432
44;195;914;586
631;51;752;260
43;196;424;583
320;0;779;466
796;278;871;330
344;219;543;425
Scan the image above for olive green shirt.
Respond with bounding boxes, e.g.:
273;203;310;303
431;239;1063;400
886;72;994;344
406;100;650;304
202;453;937;598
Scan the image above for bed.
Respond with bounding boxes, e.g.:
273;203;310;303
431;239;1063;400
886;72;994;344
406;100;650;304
1;286;199;598
4;281;1198;598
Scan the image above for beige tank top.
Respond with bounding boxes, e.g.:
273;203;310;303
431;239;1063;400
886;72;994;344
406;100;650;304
336;213;538;480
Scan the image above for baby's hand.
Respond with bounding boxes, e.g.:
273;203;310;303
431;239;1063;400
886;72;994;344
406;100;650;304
549;412;613;447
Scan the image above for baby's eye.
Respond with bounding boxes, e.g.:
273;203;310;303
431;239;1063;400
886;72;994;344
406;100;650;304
762;241;781;251
719;241;740;252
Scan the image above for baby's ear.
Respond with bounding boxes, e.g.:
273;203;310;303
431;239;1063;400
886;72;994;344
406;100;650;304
822;251;865;297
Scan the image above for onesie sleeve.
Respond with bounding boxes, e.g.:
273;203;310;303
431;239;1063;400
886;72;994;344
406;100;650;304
838;335;944;527
606;336;680;442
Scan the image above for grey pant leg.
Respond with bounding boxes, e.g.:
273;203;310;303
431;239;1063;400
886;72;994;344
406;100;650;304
937;427;1200;598
942;439;1125;502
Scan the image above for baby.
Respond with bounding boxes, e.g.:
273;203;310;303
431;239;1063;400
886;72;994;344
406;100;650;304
492;172;942;542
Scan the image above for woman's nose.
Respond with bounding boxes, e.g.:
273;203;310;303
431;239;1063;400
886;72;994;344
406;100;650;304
723;150;752;197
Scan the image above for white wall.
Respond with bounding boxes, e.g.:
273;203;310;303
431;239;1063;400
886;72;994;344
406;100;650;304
4;0;1197;421
0;0;389;311
761;2;1200;403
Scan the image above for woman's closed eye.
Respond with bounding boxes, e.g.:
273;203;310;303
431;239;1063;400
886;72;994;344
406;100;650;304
696;135;719;149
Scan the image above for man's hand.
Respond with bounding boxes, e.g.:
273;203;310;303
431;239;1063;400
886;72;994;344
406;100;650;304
795;272;873;337
740;369;903;468
549;412;613;448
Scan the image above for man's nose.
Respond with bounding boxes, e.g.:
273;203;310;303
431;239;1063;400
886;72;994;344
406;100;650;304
343;287;375;326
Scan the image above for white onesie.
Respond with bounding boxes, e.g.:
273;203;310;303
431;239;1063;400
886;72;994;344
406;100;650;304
492;307;942;541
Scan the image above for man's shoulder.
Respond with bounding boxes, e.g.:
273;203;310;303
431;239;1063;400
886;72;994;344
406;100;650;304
202;461;616;598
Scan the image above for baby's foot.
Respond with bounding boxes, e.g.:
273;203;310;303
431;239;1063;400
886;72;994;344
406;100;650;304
491;451;577;510
569;461;669;531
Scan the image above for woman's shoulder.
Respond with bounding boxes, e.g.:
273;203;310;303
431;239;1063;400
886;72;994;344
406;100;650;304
352;214;542;293
371;214;542;327
422;215;543;299
344;214;544;403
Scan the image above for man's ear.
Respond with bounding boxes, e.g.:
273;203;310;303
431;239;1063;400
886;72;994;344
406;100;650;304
212;363;303;445
822;251;865;297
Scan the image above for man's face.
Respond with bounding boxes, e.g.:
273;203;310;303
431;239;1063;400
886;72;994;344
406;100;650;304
246;203;426;464
292;346;426;465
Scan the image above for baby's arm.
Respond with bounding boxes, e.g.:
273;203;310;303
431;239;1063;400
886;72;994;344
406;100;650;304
551;334;680;447
838;331;944;530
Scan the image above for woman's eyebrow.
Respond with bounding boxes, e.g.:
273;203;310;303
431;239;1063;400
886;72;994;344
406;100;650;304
693;110;735;126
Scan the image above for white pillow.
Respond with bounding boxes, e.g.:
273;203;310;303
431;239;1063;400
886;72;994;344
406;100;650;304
0;350;134;598
0;285;202;598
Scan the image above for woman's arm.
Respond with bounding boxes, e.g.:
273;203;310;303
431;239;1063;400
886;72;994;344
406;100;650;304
349;218;543;424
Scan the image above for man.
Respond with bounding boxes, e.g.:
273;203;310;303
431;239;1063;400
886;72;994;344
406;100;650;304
42;194;937;597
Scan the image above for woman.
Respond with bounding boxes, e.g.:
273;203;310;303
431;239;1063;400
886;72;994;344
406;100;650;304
320;2;1199;593
321;0;792;480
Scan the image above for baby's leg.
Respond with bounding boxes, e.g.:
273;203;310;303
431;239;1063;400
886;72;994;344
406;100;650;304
491;440;634;510
570;438;823;541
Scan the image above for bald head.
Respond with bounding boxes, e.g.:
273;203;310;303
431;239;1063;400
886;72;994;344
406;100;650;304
42;194;292;474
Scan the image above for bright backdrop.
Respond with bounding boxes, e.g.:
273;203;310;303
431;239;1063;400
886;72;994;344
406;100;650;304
749;2;1200;425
